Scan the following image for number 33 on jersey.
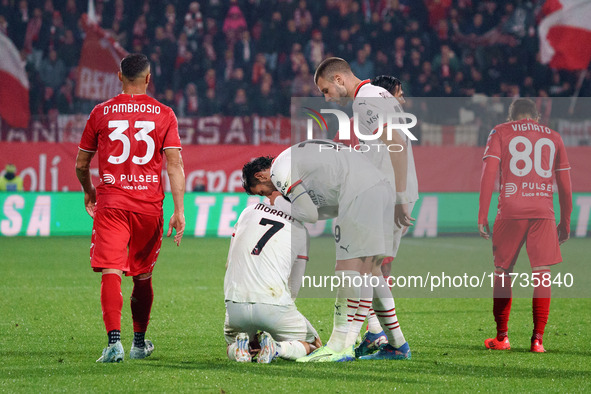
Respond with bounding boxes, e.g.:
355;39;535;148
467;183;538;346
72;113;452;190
78;94;182;215
483;118;570;220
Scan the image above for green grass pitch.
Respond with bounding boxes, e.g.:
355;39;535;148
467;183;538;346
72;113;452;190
1;236;590;392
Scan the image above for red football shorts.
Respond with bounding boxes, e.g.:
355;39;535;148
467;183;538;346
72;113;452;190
90;208;164;276
492;218;561;270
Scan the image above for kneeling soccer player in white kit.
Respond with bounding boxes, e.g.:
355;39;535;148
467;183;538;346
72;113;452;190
224;200;322;363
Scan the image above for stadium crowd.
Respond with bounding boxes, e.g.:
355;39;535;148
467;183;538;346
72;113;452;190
0;0;589;119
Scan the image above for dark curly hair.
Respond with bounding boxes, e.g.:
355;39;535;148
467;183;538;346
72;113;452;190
371;75;402;95
242;156;273;194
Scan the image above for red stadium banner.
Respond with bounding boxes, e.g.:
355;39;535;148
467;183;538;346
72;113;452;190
75;14;128;101
1;143;590;193
0;115;293;145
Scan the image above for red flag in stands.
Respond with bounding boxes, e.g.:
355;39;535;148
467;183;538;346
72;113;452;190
75;1;128;101
539;0;591;70
0;32;30;128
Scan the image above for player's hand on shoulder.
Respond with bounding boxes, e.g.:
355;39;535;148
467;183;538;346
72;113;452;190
478;223;490;240
167;212;185;246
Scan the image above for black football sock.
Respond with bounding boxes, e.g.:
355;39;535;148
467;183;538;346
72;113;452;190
134;332;146;348
108;330;121;345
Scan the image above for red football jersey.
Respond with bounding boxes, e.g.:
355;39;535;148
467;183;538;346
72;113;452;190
483;119;570;219
79;93;182;216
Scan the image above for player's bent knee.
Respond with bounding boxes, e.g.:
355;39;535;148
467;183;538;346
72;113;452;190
134;272;152;280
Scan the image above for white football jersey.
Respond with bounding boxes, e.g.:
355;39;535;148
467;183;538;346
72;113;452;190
353;81;419;202
224;202;309;306
270;140;387;210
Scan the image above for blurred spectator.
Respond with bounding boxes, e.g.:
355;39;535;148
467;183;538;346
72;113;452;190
11;0;30;50
332;28;354;61
226;88;251;116
56;78;75;114
201;88;222;116
350;48;375;80
174;51;200;92
305;29;325;69
251;53;267;85
161;88;180;114
294;0;313;33
234;30;255;73
223;4;247;42
57;29;79;70
226;67;248;98
291;63;316;97
254;81;280;116
149;50;166;94
179;83;199;117
39;48;66;90
185;2;204;36
24;7;43;65
259;11;283;68
0;164;24;192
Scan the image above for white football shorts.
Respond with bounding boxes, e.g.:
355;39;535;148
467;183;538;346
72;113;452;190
224;301;318;344
334;180;394;260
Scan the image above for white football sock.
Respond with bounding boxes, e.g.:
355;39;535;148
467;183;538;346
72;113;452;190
326;270;360;352
373;275;406;348
276;340;307;360
345;274;373;347
366;309;383;334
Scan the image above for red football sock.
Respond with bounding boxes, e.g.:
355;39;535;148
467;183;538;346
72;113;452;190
493;272;512;340
101;273;122;333
532;269;551;343
131;275;154;333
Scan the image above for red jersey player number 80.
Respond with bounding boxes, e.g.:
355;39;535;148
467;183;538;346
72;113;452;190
508;136;555;178
107;120;156;165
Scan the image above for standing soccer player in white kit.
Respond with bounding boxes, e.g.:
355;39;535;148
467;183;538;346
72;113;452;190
315;58;418;360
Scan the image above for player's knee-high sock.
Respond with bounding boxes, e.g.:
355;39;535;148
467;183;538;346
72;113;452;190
101;273;122;342
366;275;393;334
532;269;551;344
366;309;383;334
276;341;307;360
345;276;373;347
372;275;406;348
131;275;154;347
493;271;512;340
327;270;360;352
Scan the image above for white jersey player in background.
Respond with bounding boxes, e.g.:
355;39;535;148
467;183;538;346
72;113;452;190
315;58;417;360
242;142;398;362
224;200;321;363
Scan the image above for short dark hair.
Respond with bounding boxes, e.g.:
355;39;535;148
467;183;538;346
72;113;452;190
314;57;351;84
371;75;401;95
508;98;539;121
242;156;273;194
120;53;150;81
